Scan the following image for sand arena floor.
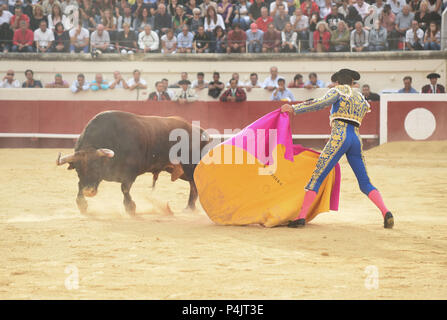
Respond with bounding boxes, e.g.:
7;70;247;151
0;141;446;299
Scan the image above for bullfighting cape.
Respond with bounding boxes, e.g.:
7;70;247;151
194;109;340;227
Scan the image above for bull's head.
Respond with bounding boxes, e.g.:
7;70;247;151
56;148;115;197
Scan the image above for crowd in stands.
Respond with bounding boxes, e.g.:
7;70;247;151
0;0;445;54
1;66;445;101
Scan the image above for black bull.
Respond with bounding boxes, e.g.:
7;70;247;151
56;111;211;215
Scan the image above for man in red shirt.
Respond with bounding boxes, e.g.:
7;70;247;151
300;0;320;17
12;20;34;52
226;23;247;53
10;6;30;32
255;7;273;33
262;22;281;53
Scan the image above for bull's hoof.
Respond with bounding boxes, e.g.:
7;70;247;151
384;212;394;229
125;201;136;216
76;197;88;215
288;219;306;228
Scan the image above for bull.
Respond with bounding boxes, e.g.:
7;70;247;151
56;110;210;215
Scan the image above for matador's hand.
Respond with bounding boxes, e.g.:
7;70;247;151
281;104;294;113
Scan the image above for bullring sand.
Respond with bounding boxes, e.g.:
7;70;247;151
0;141;446;299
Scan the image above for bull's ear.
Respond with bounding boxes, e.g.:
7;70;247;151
67;163;75;170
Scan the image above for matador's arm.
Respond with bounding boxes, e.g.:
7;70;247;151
292;88;340;114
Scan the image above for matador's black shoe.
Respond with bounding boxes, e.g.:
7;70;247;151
384;212;394;229
288;219;306;228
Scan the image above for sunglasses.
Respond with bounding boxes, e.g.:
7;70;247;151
7;73;14;76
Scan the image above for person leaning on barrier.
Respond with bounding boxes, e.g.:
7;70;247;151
208;71;225;98
71;73;90;93
148;81;171;101
220;78;247;102
361;84;380;102
90;73;110;91
288;74;304;88
109;71;129;89
397;75;419;93
191;72;208;91
127;69;148;91
271;77;295;101
0;69;21;88
244;73;262;92
22;69;43;88
175;80;198;104
45;73;69;88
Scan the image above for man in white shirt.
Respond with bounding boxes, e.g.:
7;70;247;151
69;24;89;53
244;72;262;92
70;73;89;93
405;20;424;50
226;72;244;87
160;29;177;54
127;69;148;90
262;66;282;91
0;5;13;25
109;71;129;89
191;72;208;91
34;20;54;53
269;0;288;16
90;24;112;53
386;0;406;15
138;24;159;53
0;69;20;88
353;0;372;20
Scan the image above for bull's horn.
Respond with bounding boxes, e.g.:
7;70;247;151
96;148;115;158
57;152;78;165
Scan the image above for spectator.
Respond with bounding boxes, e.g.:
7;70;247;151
217;0;233;28
154;3;172;36
387;0;407;15
415;1;441;33
208;71;225;98
330;20;350;52
226;72;244;87
109;71;129;89
351;21;369;52
34;20;54;53
372;0;386;17
22;69;43;88
226;23;246;53
319;0;332;19
10;6;30;32
380;4;396;46
362;84;380;101
170;72;189;88
12;20;34;52
262;22;281;53
354;0;372;20
127;69;148;90
191;72;208;91
421;72;445;93
168;0;179;17
271;77;295;101
423;21;440;50
0;69;20;88
138;24;159;53
190;8;203;34
91;24;113;53
161;28;177;54
177;25;194;53
200;0;218;18
89;73;109;91
45;73;69;88
368;20;388;51
175;80;198;103
262;66;281;91
70;73;90;93
116;22;138;54
0;5;13;26
300;0;320;18
338;0;350;17
161;78;175;99
405;19;424;50
249;0;267;22
48;3;67;32
51;22;69;52
69;23;89;53
281;22;297;52
288;73;305;88
290;9;309;48
193;25;209;53
117;5;134;32
101;9;117;40
325;4;345;31
390;5;414;50
426;0;442;15
214;25;227;53
184;0;197;19
273;4;290;32
312;21;330;52
148;81;171;101
307;11;320;51
42;0;61;17
30;4;47;31
246;23;263;53
244;72;262;91
304;72;326;89
220;78;247;102
270;0;289;17
255;7;273;33
0;20;14;52
133;7;153;34
345;5;362;31
172;5;190;35
232;0;251;30
397;76;418;93
409;0;422;12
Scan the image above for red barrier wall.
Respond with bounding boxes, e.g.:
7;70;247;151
0;100;379;148
387;101;447;142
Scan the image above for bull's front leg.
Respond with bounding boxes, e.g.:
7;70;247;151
187;180;198;210
76;181;88;214
121;181;136;216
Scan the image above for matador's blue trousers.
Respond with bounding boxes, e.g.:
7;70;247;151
306;119;376;195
